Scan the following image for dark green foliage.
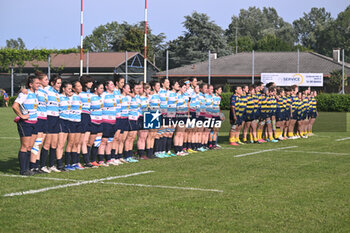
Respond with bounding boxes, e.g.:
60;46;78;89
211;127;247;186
316;94;350;112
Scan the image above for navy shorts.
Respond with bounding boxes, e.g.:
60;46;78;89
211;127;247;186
90;123;103;135
116;118;129;133
276;111;285;122
138;117;144;130
190;111;196;120
213;116;221;126
36;118;48;133
198;116;206;124
128;120;139;131
47;116;60;134
310;112;317;118
245;113;255;122
17;120;37;137
102;123;116;138
259;112;267;121
81;113;91;133
292;111;298;120
58;119;69;133
68;121;82;134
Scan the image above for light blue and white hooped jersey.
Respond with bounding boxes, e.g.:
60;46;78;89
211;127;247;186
186;86;194;98
148;93;160;112
198;93;206;116
159;88;169;115
176;93;189;115
79;91;92;114
90;94;103;124
113;88;121;96
59;94;71;120
15;90;38;123
46;86;60;117
69;94;82;122
204;94;213;117
128;95;140;121
101;91;117;124
36;86;48;119
115;91;122;118
189;93;199;112
212;94;221;117
120;94;130;119
167;91;178;118
139;95;149;117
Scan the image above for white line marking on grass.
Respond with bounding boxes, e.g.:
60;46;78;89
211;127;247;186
0;137;19;140
335;137;350;142
234;146;298;158
280;150;350;156
3;171;154;197
101;182;224;193
0;174;77;182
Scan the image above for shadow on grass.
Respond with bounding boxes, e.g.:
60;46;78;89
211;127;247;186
0;157;19;174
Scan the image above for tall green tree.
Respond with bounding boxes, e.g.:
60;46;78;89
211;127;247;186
6;38;26;50
226;7;295;46
167;12;231;69
255;34;293;51
83;21;165;61
293;7;333;50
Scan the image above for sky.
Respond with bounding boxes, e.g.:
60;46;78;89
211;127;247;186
0;0;349;49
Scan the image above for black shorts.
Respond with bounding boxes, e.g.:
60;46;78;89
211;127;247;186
68;121;83;134
81;113;91;133
102;123;116;138
128;120;139;131
17;120;37;137
245;113;255;122
90;122;103;135
138;117;144;130
47;116;60;134
36;118;48;133
116;118;129;133
58;119;69;133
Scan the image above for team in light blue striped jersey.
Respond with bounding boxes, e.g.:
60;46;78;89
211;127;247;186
12;74;229;176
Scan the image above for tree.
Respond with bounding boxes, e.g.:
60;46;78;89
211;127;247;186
293;7;333;50
111;22;165;62
167;12;231;69
83;22;127;52
327;69;347;93
6;38;26;50
317;6;350;61
255;34;293;51
226;7;296;46
229;36;254;53
83;21;165;62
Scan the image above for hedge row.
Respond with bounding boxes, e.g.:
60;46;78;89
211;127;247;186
219;93;350;112
0;94;349;112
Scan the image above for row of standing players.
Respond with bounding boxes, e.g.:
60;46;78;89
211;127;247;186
229;82;318;146
13;74;223;176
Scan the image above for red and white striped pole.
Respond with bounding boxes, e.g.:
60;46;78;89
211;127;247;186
144;0;147;83
80;0;83;77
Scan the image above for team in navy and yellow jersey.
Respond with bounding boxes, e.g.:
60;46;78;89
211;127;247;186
229;82;318;146
12;74;224;176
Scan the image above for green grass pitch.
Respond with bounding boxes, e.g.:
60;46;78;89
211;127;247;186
0;107;349;232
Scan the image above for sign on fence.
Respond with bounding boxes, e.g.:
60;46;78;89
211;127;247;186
261;73;323;87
